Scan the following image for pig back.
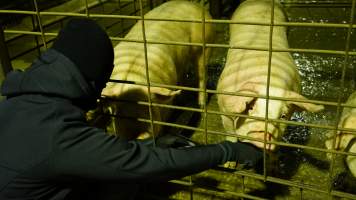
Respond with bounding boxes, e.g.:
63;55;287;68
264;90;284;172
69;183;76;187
101;1;213;138
108;1;213;89
217;0;300;94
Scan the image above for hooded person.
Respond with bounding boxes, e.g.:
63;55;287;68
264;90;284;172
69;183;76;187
0;18;263;200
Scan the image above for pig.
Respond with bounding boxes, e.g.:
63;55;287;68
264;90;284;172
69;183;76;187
101;1;214;139
217;0;324;151
325;91;356;178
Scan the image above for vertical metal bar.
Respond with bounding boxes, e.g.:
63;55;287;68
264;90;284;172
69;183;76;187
85;0;90;17
30;1;41;57
328;0;356;196
200;0;208;146
138;0;155;145
33;0;47;49
111;0;121;134
263;0;276;181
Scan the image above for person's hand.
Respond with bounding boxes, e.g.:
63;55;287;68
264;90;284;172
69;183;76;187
218;141;263;169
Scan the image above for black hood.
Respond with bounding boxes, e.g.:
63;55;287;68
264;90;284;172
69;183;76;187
1;49;96;101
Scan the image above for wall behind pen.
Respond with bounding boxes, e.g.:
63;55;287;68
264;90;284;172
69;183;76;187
1;0;356;199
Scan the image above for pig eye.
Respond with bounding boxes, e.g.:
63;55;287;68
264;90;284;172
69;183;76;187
244;98;256;112
281;113;287;119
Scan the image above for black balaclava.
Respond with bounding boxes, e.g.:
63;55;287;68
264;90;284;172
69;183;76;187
52;18;114;110
52;18;114;97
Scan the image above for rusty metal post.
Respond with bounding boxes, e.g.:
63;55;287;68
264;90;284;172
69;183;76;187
0;25;13;100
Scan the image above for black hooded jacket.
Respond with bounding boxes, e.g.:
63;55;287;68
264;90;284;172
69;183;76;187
0;49;226;200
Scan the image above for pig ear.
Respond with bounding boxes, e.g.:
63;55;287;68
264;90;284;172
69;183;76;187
149;87;181;103
285;91;324;112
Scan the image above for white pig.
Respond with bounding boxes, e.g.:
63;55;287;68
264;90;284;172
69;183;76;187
217;0;324;151
325;91;356;178
101;1;213;139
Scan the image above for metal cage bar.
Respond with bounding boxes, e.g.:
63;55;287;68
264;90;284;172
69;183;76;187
2;8;356;28
85;0;90;17
199;0;208;145
33;0;47;49
261;0;276;180
138;0;156;143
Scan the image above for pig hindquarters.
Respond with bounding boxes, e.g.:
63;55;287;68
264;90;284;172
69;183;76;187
101;1;213;139
325;91;356;178
217;0;323;151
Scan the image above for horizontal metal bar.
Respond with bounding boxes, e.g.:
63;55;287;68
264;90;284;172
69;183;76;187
110;36;204;47
207;19;352;28
109;37;356;55
0;10;36;15
331;190;356;199
3;30;43;36
206;43;356;55
103;97;333;131
39;12;87;17
1;9;354;29
281;1;353;8
169;179;269;200
4;30;57;37
39;11;142;20
107;79;202;92
4;29;356;56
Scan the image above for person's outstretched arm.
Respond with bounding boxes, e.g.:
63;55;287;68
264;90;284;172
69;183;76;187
50;122;262;182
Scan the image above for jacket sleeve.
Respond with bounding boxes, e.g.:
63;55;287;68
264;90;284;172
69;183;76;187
50;123;226;182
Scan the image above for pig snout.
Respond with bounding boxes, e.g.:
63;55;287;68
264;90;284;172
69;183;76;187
244;131;276;151
236;120;280;151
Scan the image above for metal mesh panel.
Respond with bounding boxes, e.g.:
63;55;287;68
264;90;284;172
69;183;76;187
1;0;356;199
